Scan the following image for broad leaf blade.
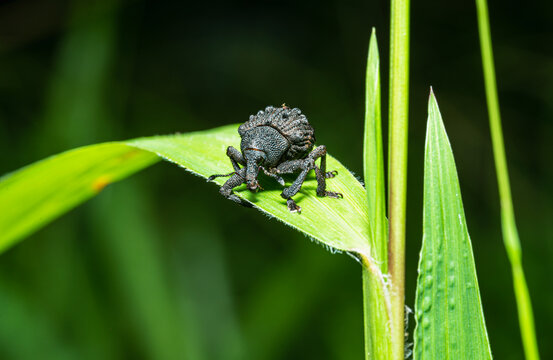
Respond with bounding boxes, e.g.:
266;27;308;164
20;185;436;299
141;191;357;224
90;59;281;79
414;92;492;359
128;124;370;255
0;125;371;256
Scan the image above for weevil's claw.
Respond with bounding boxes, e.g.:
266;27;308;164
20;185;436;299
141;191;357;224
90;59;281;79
325;170;338;179
286;199;301;213
276;177;285;186
324;191;343;199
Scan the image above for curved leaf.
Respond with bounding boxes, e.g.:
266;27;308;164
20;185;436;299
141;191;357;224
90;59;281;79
0;124;371;257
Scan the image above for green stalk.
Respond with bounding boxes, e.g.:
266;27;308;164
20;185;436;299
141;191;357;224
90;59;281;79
388;0;410;358
475;1;540;359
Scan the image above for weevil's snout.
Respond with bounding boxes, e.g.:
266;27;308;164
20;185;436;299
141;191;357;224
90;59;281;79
245;163;261;192
247;179;262;192
244;150;266;192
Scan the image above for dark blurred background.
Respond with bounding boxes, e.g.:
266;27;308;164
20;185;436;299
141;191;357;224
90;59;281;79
0;0;551;359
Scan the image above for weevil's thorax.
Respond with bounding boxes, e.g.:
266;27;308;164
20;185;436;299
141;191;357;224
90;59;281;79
240;126;289;167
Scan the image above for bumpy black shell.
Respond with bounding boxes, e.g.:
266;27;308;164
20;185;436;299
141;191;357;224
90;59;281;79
238;106;316;160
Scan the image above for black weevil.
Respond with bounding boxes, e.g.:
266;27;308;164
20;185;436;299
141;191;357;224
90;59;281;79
208;105;342;213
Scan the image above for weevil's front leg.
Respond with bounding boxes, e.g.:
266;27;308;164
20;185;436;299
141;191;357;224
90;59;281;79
274;159;303;174
280;167;310;213
208;146;246;181
260;166;285;186
227;146;245;172
272;159;306;212
219;168;251;207
309;145;342;199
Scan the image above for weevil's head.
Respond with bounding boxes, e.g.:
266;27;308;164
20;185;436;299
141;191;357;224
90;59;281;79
244;148;266;192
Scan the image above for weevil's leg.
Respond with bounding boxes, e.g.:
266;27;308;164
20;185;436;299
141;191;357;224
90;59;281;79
209;146;246;181
325;170;338;178
219;168;251;207
227;146;245;172
279;157;315;213
274;159;303;174
309;145;343;199
260;166;285;186
320;151;337;178
280;167;310;213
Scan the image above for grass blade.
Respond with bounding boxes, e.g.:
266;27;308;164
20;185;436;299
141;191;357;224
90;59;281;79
414;91;492;359
0;125;373;259
362;29;391;360
364;29;387;269
475;1;540;358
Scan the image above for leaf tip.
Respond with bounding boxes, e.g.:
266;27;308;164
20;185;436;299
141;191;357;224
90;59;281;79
369;28;378;49
427;87;441;121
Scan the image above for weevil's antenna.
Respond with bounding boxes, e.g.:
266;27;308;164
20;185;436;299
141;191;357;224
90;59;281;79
207;172;235;181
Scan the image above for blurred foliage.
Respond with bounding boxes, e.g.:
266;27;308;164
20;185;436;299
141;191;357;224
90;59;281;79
0;0;551;359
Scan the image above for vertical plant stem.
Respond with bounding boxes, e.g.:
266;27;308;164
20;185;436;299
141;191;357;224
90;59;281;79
475;1;540;359
388;0;410;358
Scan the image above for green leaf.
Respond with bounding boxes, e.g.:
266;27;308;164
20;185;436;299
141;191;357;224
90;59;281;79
0;144;159;253
0;124;372;257
363;28;387;269
362;29;391;360
414;91;492;359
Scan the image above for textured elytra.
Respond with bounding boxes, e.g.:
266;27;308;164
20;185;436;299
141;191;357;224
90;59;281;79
238;105;315;160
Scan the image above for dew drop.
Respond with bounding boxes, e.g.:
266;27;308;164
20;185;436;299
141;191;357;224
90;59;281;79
448;275;455;285
448;297;456;309
425;275;433;288
422;317;431;329
426;260;433;270
448;260;455;271
422;296;432;312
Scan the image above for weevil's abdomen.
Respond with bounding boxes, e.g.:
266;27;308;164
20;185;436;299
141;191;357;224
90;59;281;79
239;105;315;161
241;126;288;167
